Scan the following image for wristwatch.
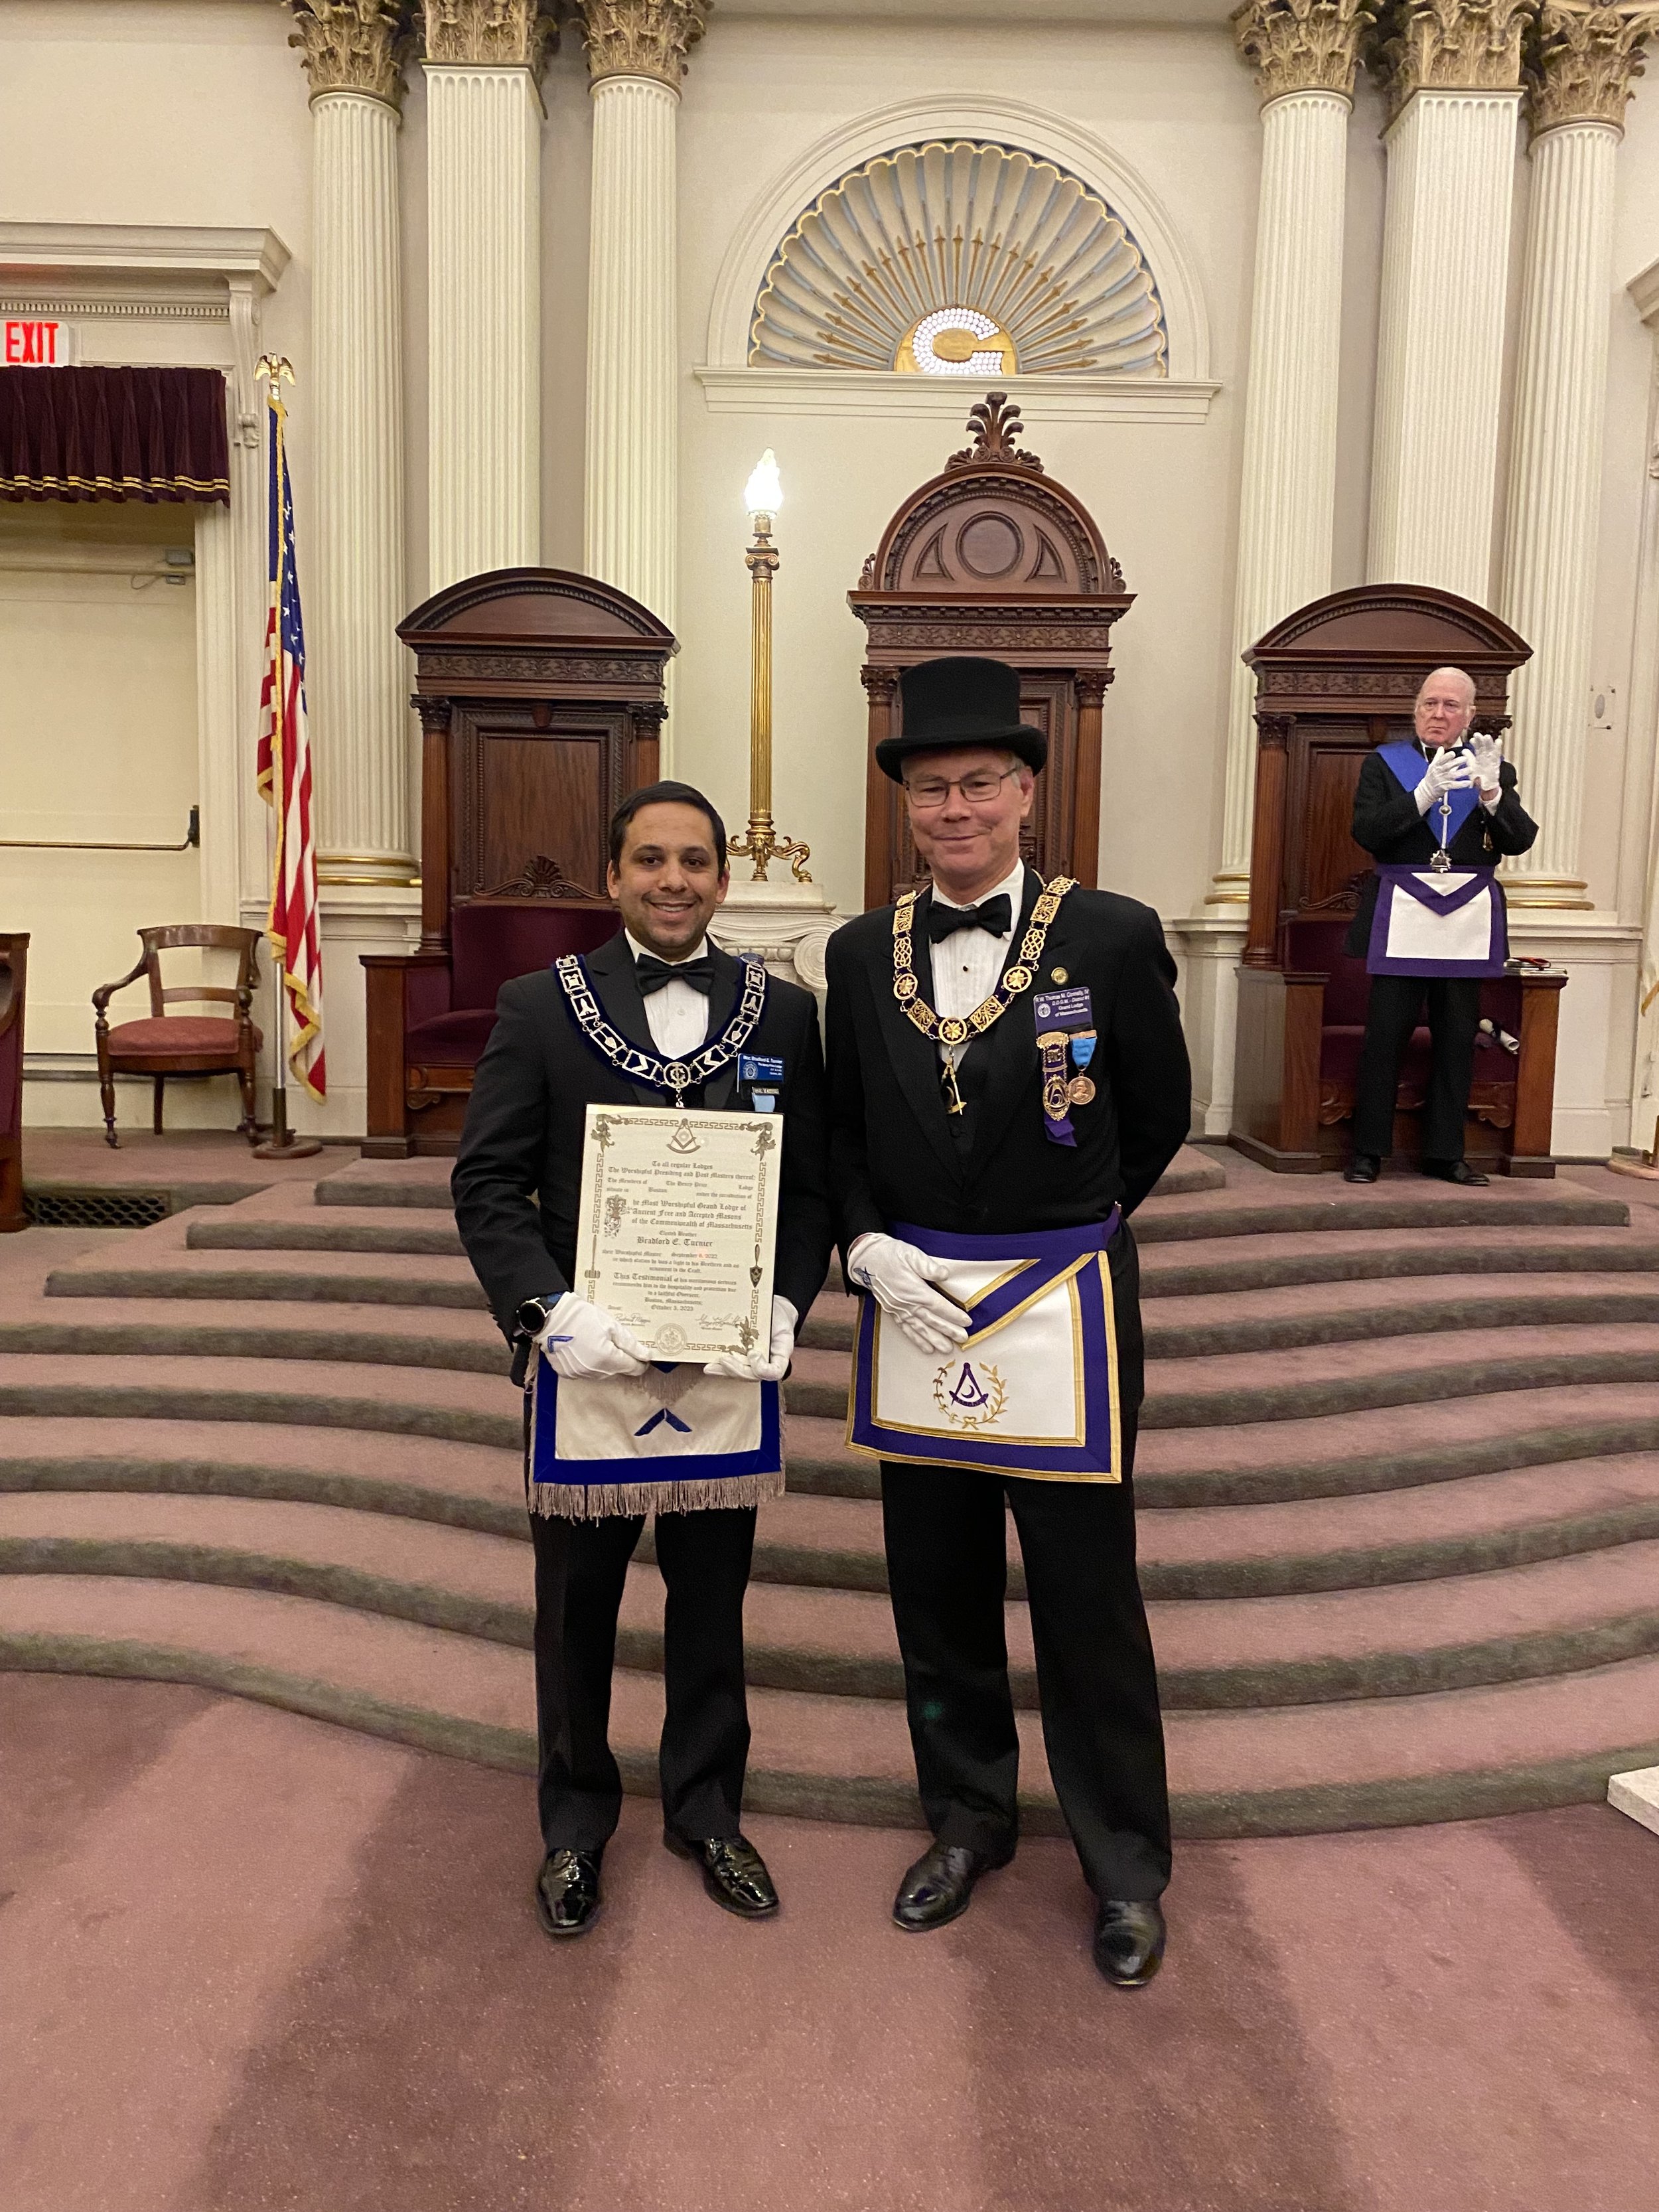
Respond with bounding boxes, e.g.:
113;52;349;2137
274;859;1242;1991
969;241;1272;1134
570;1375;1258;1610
515;1293;561;1339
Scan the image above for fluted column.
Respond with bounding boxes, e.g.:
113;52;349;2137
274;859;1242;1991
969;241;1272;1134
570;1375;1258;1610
1212;1;1372;904
1501;5;1659;905
287;3;415;883
423;1;555;590
1366;1;1528;595
579;3;707;668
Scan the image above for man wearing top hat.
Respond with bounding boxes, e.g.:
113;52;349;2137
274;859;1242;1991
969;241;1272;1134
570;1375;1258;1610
1343;666;1539;1186
453;780;833;1940
824;656;1190;1987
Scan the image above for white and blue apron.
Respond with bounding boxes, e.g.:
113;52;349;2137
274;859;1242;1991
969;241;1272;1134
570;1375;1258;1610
847;1213;1123;1482
1366;742;1508;981
529;1359;783;1520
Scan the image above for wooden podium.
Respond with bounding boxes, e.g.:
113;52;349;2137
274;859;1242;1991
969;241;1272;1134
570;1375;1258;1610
849;392;1132;908
361;568;673;1156
1230;584;1565;1177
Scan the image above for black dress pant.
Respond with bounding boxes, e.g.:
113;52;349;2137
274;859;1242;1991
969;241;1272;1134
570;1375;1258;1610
1351;974;1482;1161
529;1505;756;1854
879;1226;1171;1903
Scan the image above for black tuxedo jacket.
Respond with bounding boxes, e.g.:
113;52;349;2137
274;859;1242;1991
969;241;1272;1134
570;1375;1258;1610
1344;748;1538;957
824;867;1191;1255
452;934;834;1374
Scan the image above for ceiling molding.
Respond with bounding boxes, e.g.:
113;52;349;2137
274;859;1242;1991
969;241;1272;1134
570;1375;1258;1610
693;366;1219;423
0;224;291;295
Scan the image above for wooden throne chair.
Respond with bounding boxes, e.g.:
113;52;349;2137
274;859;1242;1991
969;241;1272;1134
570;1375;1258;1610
1229;583;1565;1177
849;392;1133;907
362;568;676;1157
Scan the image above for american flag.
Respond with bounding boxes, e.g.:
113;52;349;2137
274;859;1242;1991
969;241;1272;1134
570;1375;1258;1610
257;370;325;1100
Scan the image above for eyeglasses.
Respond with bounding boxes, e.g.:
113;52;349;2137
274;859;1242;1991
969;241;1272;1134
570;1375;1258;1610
903;765;1021;811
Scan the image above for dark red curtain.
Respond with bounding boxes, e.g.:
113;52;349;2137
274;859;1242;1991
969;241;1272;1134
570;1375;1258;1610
0;366;230;504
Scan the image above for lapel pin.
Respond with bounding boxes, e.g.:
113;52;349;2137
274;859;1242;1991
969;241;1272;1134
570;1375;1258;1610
1049;966;1068;984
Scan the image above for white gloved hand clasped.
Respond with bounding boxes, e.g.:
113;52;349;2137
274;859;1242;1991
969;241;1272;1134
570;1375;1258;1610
1422;746;1476;798
535;1293;650;1380
705;1295;798;1382
1467;731;1503;797
847;1233;970;1355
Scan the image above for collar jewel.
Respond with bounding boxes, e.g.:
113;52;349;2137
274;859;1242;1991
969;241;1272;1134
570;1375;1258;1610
892;876;1076;1047
554;952;768;1107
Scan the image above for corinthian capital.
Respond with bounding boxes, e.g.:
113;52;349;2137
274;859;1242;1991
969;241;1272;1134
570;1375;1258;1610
285;1;416;106
1371;0;1529;117
578;0;710;90
1526;3;1659;133
420;0;559;72
1232;1;1377;103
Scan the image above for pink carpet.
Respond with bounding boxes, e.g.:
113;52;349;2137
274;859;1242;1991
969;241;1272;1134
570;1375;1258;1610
3;1675;1656;2212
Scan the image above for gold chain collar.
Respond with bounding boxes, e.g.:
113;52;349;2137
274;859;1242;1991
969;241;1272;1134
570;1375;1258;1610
892;875;1077;1047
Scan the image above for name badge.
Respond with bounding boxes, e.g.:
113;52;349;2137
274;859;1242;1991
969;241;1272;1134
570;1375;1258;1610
1033;986;1092;1030
740;1055;784;1086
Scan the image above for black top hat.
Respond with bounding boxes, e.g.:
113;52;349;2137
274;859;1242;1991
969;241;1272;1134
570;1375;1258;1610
874;656;1048;782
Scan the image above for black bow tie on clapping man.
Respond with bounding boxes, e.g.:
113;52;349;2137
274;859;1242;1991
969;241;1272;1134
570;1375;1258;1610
635;952;716;997
924;892;1013;944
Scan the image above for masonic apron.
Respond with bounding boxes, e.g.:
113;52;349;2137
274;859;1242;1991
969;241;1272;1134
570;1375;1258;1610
1366;742;1508;981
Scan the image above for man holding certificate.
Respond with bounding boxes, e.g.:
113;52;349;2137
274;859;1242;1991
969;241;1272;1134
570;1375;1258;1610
453;782;832;1939
824;657;1190;1988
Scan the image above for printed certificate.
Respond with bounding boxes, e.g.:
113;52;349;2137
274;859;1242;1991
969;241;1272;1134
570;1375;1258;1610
574;1104;781;1362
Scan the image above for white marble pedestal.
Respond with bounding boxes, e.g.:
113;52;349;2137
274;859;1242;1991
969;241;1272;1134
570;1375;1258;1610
1608;1765;1659;1839
711;877;843;990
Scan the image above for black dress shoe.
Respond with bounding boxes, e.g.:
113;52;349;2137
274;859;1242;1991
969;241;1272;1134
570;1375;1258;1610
535;1848;603;1939
892;1838;1011;1933
1422;1157;1489;1187
1093;1898;1166;1988
1343;1154;1381;1183
664;1830;779;1918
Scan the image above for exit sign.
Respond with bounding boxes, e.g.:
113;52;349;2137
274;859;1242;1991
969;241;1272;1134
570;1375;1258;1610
3;319;76;366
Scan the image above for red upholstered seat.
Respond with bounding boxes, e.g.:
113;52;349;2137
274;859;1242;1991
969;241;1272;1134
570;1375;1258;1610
449;901;619;1010
405;1009;499;1065
106;1016;261;1057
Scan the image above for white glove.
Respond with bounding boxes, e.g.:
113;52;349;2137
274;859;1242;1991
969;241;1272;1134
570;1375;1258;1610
534;1293;649;1380
1468;732;1503;799
705;1295;798;1382
847;1232;970;1355
1415;746;1476;814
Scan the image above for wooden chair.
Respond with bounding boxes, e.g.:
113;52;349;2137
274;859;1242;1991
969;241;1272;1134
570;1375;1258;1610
0;933;27;1232
92;924;261;1149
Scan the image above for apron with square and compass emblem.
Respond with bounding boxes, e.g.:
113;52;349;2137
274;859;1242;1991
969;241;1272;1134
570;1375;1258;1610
847;875;1125;1481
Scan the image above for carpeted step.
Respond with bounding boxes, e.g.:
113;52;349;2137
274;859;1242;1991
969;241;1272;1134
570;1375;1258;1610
1133;1187;1628;1243
786;1384;1659;1508
7;1573;1659;1834
10;1418;1656;1607
1137;1223;1659;1297
782;1323;1659;1428
315;1157;457;1210
0;1414;527;1534
44;1232;489;1311
187;1205;468;1259
0;1295;508;1376
7;1491;1659;1710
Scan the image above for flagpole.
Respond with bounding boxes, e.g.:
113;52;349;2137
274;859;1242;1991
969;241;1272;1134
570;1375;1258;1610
253;354;321;1163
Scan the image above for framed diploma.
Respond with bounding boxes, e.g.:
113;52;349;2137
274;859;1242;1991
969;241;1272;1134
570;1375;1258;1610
575;1104;782;1362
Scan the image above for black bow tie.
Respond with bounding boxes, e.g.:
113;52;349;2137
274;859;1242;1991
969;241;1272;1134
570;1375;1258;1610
924;892;1013;944
636;952;715;997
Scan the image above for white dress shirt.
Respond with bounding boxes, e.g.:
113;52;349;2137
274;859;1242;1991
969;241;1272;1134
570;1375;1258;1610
927;856;1026;1071
626;931;711;1061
